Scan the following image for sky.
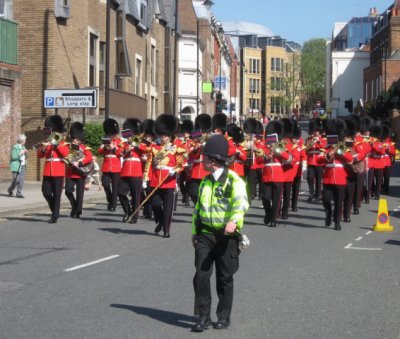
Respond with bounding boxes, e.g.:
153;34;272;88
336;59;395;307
212;0;394;45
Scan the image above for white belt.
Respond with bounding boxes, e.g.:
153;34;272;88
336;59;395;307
124;157;141;162
155;165;174;171
294;162;300;165
46;158;63;162
371;155;383;159
309;151;321;154
264;162;281;167
235;160;244;164
105;154;117;158
193;159;202;163
326;163;344;168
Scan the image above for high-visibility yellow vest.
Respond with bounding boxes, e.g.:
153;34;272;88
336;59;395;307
192;169;249;235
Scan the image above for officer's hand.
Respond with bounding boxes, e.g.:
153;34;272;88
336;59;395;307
142;181;147;189
225;221;237;235
192;235;198;247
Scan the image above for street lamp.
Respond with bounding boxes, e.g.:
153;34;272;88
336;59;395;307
195;0;214;116
105;0;111;119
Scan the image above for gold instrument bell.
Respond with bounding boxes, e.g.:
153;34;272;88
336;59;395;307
272;141;286;154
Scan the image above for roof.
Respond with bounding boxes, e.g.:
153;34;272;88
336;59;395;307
222;21;274;37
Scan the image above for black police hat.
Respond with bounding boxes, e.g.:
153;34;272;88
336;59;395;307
202;134;228;161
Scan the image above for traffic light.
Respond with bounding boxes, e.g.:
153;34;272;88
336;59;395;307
344;98;353;113
215;91;223;113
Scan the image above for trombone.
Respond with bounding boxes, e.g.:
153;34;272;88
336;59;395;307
32;132;63;150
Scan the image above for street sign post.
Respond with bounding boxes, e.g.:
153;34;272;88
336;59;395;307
44;89;97;108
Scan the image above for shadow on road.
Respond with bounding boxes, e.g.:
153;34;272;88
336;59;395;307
98;227;157;236
110;304;195;328
385;239;400;246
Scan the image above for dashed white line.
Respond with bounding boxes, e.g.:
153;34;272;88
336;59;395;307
365;231;372;235
355;237;363;241
345;246;382;251
345;243;353;249
64;255;120;272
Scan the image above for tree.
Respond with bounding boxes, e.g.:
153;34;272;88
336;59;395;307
301;38;327;111
283;51;302;113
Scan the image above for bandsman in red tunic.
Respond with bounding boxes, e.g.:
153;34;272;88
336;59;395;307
64;122;93;219
98;118;123;212
118;118;148;223
360;116;373;204
367;124;385;200
291;121;306;212
381;123;396;195
227;124;247;178
188;114;212;204
178;120;194;207
144;114;187;238
256;120;291;227
37;115;70;223
319;119;353;230
212;113;236;163
305;118;326;203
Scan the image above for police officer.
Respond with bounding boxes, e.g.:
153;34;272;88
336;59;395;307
192;135;249;332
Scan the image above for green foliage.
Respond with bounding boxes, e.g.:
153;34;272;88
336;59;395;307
84;123;103;156
301;38;327;110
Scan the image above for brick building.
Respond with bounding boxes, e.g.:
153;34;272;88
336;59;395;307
10;0;177;181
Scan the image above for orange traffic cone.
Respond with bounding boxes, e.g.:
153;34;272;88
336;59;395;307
372;198;394;232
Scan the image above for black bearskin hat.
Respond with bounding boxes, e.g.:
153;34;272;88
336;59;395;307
155;114;179;137
344;118;356;138
44;115;64;133
195;113;212;133
180;119;194;134
292;120;301;139
103;118;120;136
255;121;264;137
281;118;294;138
265;120;284;141
360;116;372;134
70;122;85;141
123;118;141;135
370;124;382;139
202;135;228;161
228;124;244;144
381;124;390;140
140;119;156;136
212;113;227;132
326;119;346;141
309;118;321;134
243;117;258;134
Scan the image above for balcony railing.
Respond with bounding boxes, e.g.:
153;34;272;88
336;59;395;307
0;17;18;65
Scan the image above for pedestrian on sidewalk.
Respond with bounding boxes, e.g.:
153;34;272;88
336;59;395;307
85;156;103;191
8;134;28;198
191;135;249;332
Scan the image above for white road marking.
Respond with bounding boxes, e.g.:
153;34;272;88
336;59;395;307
355;237;363;241
64;255;120;272
345;246;382;251
345;243;352;249
394;209;399;212
366;231;372;235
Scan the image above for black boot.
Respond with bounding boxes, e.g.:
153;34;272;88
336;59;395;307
191;315;211;333
334;222;341;230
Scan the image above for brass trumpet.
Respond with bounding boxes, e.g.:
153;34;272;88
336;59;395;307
271;141;286;154
334;142;348;156
128;135;142;148
49;132;63;146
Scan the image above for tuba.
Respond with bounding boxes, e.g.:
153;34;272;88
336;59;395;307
64;144;94;176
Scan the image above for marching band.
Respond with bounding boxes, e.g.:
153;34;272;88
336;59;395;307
35;113;396;233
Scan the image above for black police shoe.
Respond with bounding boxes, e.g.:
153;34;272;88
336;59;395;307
192;315;211;332
213;318;230;330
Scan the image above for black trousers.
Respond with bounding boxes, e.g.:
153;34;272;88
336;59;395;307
193;233;239;320
42;176;63;219
65;177;85;216
246;168;262;202
178;169;190;203
354;172;364;210
343;176;356;219
367;168;383;199
382;166;391;194
322;184;345;223
188;179;202;205
281;182;293;217
307;165;323;198
151;188;175;234
118;176;142;220
291;175;302;210
102;172;120;209
142;182;152;218
262;182;283;223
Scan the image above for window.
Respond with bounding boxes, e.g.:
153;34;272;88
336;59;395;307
248;58;260;74
135;57;142;96
271;77;283;91
99;42;106;89
89;33;97;87
115;4;131;76
151;44;156;86
55;0;70;19
271;97;282;114
271;58;283;71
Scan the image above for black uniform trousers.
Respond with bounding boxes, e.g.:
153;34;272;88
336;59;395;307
102;172;120;209
281;182;292;218
262;182;283;224
367;168;383;200
142;182;153;218
291;175;302;211
178;169;190;204
151;188;175;234
193;233;239;320
322;184;345;223
42;176;63;219
188;179;202;205
382;166;391;194
343;176;356;220
246;168;262;202
354;172;364;210
65;177;85;216
118;177;142;220
307;165;323;199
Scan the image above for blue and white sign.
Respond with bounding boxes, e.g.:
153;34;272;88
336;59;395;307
44;89;97;108
214;76;226;90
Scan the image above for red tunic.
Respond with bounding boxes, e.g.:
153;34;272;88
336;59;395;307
229;144;247;177
319;146;353;185
120;142;147;177
256;144;290;183
189;144;210;180
282;139;298;182
65;144;93;179
306;136;327;166
37;141;70;177
98;137;123;173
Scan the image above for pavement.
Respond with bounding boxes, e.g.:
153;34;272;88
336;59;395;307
0;180;105;218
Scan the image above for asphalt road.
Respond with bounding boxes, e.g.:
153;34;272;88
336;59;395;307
1;168;400;339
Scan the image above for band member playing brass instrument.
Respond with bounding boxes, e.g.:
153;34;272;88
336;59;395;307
227;124;247;178
178;120;195;206
37;115;69;223
64;122;93;219
98;118;123;212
